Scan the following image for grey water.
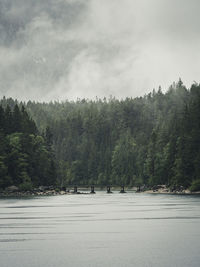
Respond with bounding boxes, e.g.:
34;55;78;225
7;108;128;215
0;192;200;267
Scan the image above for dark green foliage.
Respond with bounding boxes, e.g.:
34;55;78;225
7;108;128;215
111;131;136;186
1;81;200;189
0;105;57;189
189;179;200;192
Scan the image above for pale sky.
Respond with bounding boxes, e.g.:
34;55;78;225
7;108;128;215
0;0;200;101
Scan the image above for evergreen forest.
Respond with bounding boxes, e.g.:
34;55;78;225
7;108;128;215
1;80;200;191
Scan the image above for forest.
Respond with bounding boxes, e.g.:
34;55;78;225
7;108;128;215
0;80;200;191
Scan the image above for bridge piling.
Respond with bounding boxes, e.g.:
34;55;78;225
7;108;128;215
73;186;78;194
90;186;95;194
107;186;112;193
120;185;126;193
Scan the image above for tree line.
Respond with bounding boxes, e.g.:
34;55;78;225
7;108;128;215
1;80;200;191
0;104;56;190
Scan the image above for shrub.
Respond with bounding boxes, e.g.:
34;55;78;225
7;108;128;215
189;179;200;192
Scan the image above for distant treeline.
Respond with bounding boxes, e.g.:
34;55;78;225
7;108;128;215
1;80;200;191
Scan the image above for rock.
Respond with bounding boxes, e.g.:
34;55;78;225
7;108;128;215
152;185;166;190
38;186;51;192
162;189;169;192
38;186;45;192
185;189;191;194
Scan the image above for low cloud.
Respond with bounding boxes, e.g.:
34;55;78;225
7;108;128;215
0;0;200;101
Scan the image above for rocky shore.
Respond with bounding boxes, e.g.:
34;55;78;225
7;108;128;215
1;185;200;197
141;185;200;195
0;185;94;197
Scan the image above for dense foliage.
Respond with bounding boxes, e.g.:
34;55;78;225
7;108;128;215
0;105;56;190
1;80;200;190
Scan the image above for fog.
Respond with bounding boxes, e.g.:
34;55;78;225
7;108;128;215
0;0;200;101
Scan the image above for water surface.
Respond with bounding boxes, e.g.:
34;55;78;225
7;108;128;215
0;192;200;267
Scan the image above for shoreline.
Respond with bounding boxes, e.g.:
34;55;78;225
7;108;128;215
0;190;97;197
1;188;200;197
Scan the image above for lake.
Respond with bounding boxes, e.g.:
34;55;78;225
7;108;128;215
0;192;200;267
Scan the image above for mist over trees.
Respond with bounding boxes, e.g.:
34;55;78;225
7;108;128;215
1;80;200;191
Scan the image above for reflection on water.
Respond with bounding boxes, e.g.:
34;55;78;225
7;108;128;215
0;192;200;267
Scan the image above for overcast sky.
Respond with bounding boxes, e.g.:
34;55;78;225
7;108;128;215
0;0;200;101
